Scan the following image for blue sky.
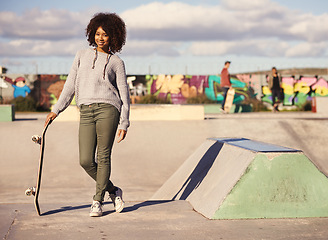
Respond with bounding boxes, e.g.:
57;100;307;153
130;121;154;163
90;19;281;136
1;0;328;75
2;0;327;15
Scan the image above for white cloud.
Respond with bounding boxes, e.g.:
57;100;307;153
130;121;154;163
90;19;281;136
221;0;275;10
121;2;241;41
0;8;89;40
286;42;328;57
189;39;328;58
121;0;328;43
124;40;181;57
188;39;290;57
0;39;87;57
288;13;328;42
121;1;288;41
0;0;328;60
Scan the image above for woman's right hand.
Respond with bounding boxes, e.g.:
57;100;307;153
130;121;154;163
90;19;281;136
45;112;57;127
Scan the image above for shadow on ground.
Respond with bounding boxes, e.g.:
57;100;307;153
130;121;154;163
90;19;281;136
41;200;172;216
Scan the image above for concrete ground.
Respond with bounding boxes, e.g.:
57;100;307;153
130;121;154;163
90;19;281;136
1;111;328;240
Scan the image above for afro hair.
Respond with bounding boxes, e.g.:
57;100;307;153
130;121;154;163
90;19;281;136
86;12;126;53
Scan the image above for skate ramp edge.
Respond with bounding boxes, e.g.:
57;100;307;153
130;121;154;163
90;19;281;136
151;138;328;219
53;105;205;121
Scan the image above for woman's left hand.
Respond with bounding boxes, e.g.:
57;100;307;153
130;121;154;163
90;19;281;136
117;129;127;143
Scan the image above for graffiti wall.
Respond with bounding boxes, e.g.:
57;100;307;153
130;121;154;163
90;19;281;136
262;75;328;106
145;74;254;105
2;72;328;110
28;74;72;110
25;74;256;108
0;74;37;103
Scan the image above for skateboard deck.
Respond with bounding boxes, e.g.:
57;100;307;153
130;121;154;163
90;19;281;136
224;88;235;113
26;120;52;215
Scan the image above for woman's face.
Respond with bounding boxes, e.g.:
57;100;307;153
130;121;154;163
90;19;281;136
95;26;110;52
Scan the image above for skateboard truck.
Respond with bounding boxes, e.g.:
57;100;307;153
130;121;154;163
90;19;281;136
25;187;36;196
32;135;41;145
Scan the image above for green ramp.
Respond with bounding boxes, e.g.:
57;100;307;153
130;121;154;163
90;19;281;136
152;138;328;219
214;152;328;219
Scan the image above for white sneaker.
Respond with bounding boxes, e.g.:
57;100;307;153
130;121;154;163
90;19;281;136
109;187;124;213
90;200;103;217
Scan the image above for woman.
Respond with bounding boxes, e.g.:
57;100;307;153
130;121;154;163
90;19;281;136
45;12;130;217
268;67;283;112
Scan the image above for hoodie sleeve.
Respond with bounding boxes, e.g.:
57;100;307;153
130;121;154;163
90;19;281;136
114;58;130;131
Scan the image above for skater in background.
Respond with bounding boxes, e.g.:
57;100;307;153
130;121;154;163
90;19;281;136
268;67;283;112
220;61;232;113
45;12;130;217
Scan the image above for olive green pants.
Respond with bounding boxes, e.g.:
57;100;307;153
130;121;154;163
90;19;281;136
79;103;120;203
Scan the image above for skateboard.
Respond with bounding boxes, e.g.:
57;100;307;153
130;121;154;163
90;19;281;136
224;88;235;113
25;120;52;215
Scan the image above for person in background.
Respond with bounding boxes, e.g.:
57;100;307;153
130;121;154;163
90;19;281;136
220;61;232;113
268;67;283;112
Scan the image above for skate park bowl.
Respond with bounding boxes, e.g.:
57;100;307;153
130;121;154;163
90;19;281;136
151;138;328;219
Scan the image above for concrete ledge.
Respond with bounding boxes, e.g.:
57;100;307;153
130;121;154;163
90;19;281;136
0;104;14;121
204;104;252;114
316;97;328;114
53;105;80;122
52;104;205;121
130;104;204;121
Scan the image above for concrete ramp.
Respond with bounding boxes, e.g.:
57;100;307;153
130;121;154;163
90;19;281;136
151;138;328;219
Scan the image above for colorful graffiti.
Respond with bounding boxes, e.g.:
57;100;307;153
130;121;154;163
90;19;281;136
236;74;260;89
0;74;36;103
262;76;328;106
146;74;252;105
2;72;327;111
205;75;249;104
29;74;73;110
146;75;205;104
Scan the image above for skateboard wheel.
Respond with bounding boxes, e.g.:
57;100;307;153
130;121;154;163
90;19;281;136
25;187;36;196
32;135;41;144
